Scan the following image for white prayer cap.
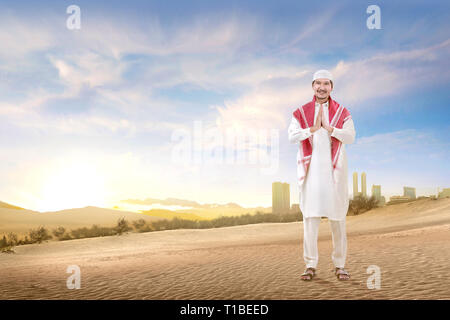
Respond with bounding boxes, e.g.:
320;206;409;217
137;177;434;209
312;69;333;82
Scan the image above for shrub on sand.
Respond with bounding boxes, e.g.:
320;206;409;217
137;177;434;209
115;217;132;235
28;226;52;244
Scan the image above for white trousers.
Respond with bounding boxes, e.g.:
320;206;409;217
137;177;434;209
303;217;347;269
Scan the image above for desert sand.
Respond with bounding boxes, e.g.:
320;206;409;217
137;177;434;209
0;197;449;300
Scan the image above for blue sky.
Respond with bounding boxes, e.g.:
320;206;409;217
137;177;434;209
0;0;449;211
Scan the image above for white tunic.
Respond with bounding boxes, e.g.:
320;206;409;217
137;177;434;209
288;101;356;221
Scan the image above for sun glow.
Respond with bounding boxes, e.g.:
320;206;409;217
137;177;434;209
37;159;107;212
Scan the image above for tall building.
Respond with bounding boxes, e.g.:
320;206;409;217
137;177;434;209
371;184;385;206
438;188;450;198
272;182;290;214
403;186;416;200
371;185;381;199
361;172;367;198
353;172;358;199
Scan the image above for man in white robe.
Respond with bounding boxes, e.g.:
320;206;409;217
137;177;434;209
288;70;356;281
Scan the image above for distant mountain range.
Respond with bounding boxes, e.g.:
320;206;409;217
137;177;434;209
120;197;244;209
1;197;270;213
0;203;164;235
0;198;271;235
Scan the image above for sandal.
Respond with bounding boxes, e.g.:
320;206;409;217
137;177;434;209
301;267;316;281
335;267;350;281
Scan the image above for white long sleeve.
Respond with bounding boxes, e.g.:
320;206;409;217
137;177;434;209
331;118;355;144
288;117;312;144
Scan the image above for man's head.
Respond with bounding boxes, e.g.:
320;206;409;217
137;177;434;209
312;69;333;101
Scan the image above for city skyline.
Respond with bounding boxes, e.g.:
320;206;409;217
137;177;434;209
277;173;445;211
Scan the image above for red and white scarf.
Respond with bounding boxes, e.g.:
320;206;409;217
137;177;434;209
293;95;351;182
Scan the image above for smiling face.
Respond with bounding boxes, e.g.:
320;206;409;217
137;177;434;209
312;78;333;102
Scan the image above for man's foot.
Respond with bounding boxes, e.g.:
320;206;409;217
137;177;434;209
335;267;350;280
301;267;316;281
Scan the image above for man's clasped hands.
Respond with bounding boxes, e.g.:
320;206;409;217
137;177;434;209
311;104;334;134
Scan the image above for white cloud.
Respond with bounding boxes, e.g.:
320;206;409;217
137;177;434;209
331;39;450;104
349;128;449;166
0;11;269;131
280;6;339;52
0;11;263;59
49;52;126;90
0;15;54;59
213;38;450;142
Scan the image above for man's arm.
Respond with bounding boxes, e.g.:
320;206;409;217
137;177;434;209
330;119;356;144
288;117;312;144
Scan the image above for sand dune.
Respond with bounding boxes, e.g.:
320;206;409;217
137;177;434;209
0;197;449;300
0;206;164;236
0;201;25;210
